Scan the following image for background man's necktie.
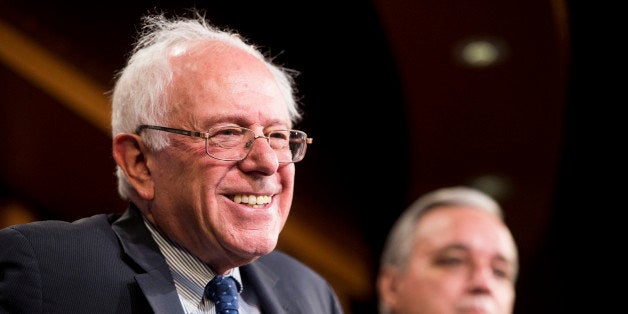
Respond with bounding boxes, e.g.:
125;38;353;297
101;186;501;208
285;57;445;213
204;275;240;314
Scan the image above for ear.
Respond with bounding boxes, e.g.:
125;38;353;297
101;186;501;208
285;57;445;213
112;133;155;200
377;266;399;311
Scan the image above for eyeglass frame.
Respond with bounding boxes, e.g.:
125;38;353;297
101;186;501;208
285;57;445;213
135;124;313;163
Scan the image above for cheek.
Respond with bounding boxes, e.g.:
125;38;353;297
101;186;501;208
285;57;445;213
401;266;435;291
280;163;295;180
278;164;295;192
390;272;438;312
280;167;295;200
495;283;516;306
153;148;203;185
403;260;464;295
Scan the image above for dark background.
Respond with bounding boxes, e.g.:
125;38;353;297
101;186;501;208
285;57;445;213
0;0;609;312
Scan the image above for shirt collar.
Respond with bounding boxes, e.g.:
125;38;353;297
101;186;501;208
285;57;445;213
142;216;244;299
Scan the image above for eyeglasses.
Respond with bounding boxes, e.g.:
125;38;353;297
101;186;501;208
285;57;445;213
135;125;313;163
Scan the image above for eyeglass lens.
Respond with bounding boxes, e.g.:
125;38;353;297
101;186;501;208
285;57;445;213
205;127;306;162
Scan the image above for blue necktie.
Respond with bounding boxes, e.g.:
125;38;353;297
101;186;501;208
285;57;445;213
205;275;240;314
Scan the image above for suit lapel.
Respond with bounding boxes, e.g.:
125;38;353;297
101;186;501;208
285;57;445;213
135;269;185;314
241;257;297;314
112;204;185;314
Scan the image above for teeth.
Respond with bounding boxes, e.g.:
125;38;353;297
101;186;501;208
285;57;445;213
233;195;272;206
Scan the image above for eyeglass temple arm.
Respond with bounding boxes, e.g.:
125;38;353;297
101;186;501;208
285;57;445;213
290;138;313;144
135;125;208;139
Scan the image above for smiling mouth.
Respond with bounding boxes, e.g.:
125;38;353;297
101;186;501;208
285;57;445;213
232;194;272;208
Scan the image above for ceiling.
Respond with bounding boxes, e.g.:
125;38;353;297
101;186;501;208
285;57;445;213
0;1;579;312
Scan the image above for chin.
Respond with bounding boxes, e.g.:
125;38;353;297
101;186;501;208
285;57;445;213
234;234;278;256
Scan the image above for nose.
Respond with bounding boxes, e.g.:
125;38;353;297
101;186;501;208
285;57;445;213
239;135;279;174
468;265;493;294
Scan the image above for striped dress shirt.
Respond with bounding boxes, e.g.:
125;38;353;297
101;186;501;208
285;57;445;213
143;218;260;314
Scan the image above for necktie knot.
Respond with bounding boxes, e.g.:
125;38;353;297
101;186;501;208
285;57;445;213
204;275;240;314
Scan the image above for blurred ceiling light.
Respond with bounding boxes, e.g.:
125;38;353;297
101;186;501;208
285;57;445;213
455;38;507;68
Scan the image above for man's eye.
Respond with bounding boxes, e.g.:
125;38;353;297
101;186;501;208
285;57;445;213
214;128;242;136
269;131;289;140
493;267;515;281
434;257;463;266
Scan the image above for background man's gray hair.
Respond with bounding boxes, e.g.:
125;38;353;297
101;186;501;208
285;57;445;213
380;186;504;270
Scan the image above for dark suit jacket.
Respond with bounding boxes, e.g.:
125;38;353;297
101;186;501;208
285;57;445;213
0;204;343;313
